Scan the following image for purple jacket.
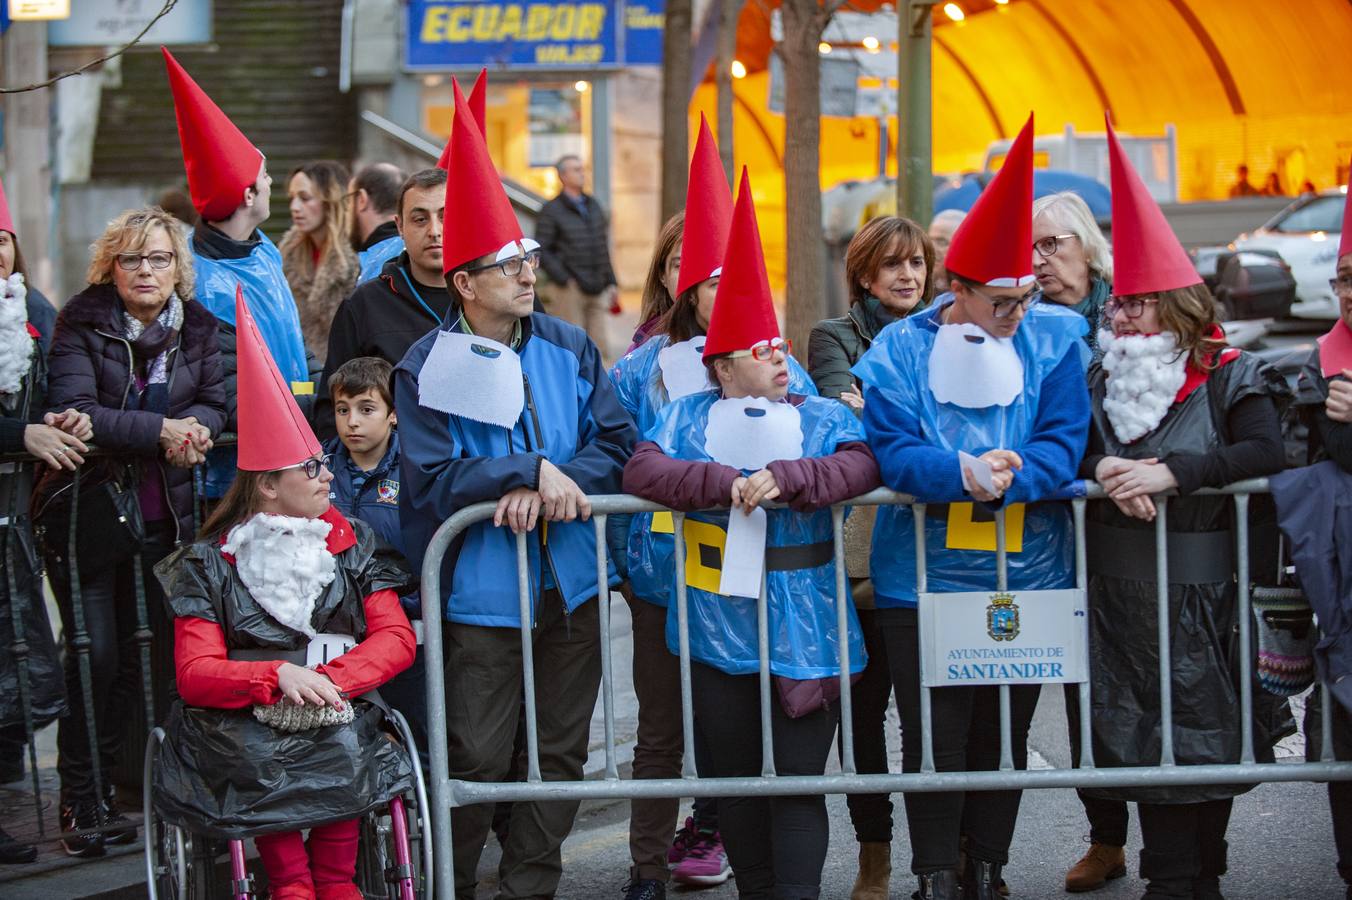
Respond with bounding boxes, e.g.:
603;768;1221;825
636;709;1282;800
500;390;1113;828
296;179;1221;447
42;283;227;543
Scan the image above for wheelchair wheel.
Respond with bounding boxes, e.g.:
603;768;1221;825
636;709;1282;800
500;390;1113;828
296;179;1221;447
143;728;238;900
353;709;432;898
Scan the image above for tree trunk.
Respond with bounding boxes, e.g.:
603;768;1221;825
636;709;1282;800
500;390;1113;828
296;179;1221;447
715;0;745;184
660;0;693;220
778;0;832;353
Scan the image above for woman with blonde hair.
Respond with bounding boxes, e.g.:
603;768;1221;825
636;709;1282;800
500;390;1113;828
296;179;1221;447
37;206;226;856
280;160;360;361
1032;191;1113;357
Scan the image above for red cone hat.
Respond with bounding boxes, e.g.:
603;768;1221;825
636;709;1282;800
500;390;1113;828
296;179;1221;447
1107;117;1200;295
1339;153;1352;261
703;169;781;361
441;78;532;273
944;114;1036;288
437;69;488;170
234;284;322;472
676;114;734;296
162;48;264;223
0;177;13;236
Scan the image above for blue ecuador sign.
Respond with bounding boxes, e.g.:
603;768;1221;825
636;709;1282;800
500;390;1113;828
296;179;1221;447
406;0;663;70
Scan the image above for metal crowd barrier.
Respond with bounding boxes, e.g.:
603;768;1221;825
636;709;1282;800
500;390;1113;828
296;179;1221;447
419;480;1352;897
0;438;233;846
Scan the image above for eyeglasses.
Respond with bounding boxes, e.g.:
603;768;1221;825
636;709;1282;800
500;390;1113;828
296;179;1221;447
1033;233;1079;259
1329;276;1352;295
969;284;1041;319
1104;297;1160;320
465;251;541;279
116;251;175;271
280;454;332;479
726;338;793;362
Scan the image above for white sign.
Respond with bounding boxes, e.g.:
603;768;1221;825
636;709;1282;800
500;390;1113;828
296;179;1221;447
48;0;212;47
919;588;1088;687
10;0;69;20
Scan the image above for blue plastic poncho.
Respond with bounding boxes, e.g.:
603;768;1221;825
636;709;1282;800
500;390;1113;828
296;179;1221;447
639;391;867;678
852;302;1087;606
193;231;309;497
611;333;817;605
357;235;404;283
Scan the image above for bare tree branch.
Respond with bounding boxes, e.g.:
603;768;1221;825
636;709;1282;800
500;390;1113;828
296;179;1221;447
0;0;178;95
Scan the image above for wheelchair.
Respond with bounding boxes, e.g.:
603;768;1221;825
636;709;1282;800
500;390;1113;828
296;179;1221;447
142;707;432;899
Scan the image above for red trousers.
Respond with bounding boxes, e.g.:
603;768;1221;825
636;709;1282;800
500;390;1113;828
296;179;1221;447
255;818;359;892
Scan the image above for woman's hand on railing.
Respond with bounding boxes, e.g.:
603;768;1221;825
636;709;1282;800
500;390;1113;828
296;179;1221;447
1096;455;1164;521
159;416;213;468
46;409;93;442
962;449;1021;503
276;662;345;710
23;422;89;470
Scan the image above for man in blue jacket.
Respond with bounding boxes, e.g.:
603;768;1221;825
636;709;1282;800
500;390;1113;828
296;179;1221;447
395;83;635;900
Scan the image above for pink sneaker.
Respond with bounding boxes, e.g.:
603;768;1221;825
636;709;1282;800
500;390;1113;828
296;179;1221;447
668;816;698;865
672;831;731;886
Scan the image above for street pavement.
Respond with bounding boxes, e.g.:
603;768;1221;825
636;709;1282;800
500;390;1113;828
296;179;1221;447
468;593;1345;899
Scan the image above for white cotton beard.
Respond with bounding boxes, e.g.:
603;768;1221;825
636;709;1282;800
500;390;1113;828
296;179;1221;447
1099;329;1188;444
0;273;33;396
222;513;337;638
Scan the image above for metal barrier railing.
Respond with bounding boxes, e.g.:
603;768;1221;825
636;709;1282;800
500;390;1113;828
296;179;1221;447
0;437;235;847
419;480;1352;898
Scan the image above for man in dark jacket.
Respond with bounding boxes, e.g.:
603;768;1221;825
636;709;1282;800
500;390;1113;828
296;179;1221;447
534;154;617;357
396;90;635;899
316;168;451;440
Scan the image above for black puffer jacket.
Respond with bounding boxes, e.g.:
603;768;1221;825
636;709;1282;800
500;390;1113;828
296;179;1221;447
534;192;616;295
41;283;227;543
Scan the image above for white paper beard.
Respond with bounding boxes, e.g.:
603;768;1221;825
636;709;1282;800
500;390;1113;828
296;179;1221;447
417;330;524;430
657;337;713;400
1099;329;1188;444
704;396;804;470
0;273;33;396
223;513;337;638
928;322;1023;408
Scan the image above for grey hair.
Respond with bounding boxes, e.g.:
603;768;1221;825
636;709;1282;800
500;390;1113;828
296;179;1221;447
1032;191;1113;282
929;208;967;231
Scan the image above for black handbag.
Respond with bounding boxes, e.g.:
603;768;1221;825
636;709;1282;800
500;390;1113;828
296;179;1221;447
33;463;146;576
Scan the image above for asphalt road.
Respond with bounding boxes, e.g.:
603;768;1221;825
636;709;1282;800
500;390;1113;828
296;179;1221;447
459;595;1346;900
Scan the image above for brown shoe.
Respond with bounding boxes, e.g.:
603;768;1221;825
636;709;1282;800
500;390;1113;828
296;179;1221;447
1065;842;1127;892
850;841;892;900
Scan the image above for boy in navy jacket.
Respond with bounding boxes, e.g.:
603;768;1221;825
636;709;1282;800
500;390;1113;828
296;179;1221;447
323;356;427;751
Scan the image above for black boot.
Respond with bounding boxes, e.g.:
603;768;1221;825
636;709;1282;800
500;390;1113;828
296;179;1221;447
1140;848;1197;900
101;785;137;845
59;797;106;858
1193;836;1227;899
0;826;37;864
962;856;1004;900
915;869;961;900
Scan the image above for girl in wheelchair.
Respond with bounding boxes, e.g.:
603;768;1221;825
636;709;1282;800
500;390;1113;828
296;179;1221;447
151;290;416;900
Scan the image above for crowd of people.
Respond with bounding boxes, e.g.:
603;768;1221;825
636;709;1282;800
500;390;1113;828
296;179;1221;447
0;50;1349;900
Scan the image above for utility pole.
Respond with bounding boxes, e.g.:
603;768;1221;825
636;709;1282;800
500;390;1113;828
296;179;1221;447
896;1;933;225
1;21;53;296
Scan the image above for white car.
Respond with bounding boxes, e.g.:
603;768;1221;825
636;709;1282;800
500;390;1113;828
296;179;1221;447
1233;189;1344;319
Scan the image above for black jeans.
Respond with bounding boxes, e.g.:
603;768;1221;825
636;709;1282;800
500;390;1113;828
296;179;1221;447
1137;798;1232;894
1064;683;1131;846
877;606;1041;873
47;521;175;802
1305;689;1352;884
838;607;894;844
691;661;838;900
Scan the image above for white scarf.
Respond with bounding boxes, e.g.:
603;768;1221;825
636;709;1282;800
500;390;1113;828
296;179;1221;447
0;273;33;397
1098;329;1188;444
222;513;337;637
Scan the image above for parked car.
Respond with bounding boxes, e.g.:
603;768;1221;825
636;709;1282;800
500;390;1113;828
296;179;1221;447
1232;189;1345;320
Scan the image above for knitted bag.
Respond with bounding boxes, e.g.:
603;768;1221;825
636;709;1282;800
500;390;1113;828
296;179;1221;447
1251;586;1316;697
253;698;355;733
